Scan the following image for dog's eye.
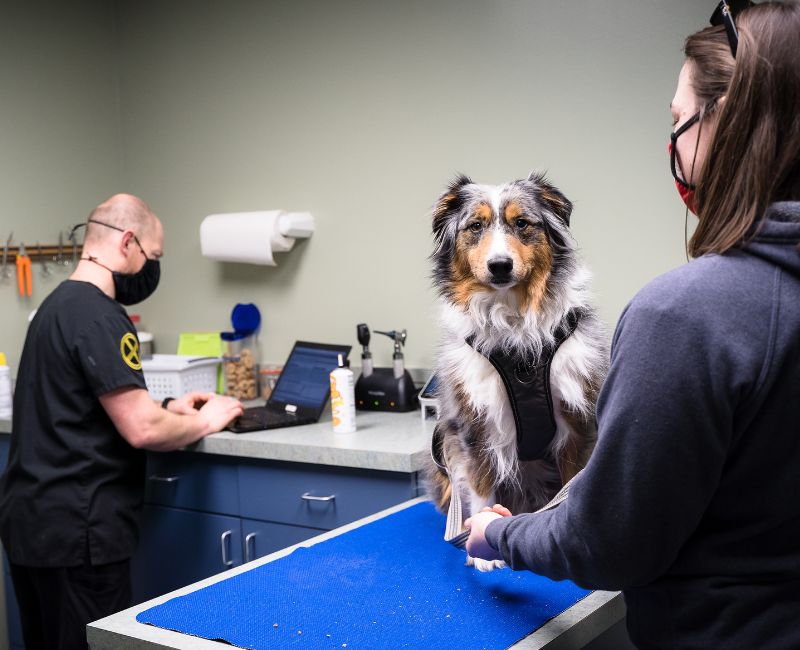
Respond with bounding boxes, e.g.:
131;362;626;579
515;219;530;231
468;222;483;233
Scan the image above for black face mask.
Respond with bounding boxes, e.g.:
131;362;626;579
75;218;162;305
111;257;161;306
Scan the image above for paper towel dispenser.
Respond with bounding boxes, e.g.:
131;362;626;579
200;210;314;266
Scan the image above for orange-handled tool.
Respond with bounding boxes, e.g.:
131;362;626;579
16;243;32;297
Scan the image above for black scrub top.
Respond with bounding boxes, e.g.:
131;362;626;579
0;280;148;567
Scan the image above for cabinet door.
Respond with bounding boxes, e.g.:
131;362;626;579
241;518;323;564
131;505;242;604
0;435;23;649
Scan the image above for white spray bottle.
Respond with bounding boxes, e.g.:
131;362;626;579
0;353;13;421
330;354;356;433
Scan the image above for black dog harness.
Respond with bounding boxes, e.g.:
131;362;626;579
467;309;582;461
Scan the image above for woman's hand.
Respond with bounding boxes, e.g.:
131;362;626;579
465;504;513;562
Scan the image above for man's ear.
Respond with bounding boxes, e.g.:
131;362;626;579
119;230;137;256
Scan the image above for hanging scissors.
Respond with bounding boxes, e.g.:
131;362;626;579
16;243;32;297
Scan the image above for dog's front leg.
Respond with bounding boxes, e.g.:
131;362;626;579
465;489;507;572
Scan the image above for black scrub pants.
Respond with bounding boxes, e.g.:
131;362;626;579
9;559;131;650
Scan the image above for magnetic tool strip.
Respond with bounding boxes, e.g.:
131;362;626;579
136;502;591;649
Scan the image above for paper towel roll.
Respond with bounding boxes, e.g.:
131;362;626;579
200;211;314;266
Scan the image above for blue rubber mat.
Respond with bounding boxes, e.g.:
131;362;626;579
136;501;590;649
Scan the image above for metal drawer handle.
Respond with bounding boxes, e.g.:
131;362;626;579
148;475;179;483
245;532;257;563
221;530;233;567
301;492;336;502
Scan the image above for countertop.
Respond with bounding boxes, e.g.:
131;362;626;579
0;410;436;474
192;409;435;473
87;498;624;650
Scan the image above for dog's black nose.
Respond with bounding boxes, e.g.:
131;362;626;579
488;257;513;280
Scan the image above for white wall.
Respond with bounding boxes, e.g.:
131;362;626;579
1;1;709;374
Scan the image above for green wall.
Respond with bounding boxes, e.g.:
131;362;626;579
1;1;708;375
0;1;120;373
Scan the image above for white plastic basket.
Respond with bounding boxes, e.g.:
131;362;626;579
141;354;221;401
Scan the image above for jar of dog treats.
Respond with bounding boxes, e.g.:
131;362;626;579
222;333;259;401
221;303;261;401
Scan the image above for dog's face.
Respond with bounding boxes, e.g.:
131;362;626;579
432;172;573;307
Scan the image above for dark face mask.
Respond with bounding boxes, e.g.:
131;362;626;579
112;257;161;306
80;218;161;305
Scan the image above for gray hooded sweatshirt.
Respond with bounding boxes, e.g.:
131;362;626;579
486;202;800;649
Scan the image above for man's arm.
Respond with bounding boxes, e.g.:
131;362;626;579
100;387;244;451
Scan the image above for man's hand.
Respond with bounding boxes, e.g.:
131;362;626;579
166;391;216;415
465;504;513;563
196;395;244;434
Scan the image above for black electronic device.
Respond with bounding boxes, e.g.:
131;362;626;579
227;340;351;433
354;324;418;412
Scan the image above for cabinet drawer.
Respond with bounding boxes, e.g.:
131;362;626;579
239;459;417;530
144;451;239;515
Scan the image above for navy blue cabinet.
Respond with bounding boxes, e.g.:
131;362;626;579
131;505;243;604
0;433;24;649
131;451;419;605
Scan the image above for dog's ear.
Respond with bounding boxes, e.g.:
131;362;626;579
527;171;573;227
432;174;471;253
433;174;471;230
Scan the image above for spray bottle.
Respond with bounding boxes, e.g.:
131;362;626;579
0;352;13;420
330;353;356;433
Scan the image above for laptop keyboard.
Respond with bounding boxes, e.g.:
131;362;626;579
227;407;315;433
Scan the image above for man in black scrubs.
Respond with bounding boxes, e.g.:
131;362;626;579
0;193;244;649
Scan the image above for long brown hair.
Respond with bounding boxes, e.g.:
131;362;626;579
686;1;800;258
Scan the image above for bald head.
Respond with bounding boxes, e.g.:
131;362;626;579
84;193;159;245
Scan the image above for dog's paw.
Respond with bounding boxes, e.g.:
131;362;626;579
466;555;507;572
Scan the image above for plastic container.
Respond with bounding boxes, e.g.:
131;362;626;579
222;334;259;400
221;303;261;401
330;354;356;433
259;364;283;400
0;353;12;420
129;314;154;360
141;354;221;401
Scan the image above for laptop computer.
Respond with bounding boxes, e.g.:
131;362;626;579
226;340;351;433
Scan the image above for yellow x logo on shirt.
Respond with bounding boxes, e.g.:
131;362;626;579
120;333;142;370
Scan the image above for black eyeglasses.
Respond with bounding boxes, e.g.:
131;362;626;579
670;113;701;189
71;219;156;260
710;0;755;57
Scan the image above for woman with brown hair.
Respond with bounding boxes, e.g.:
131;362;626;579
465;2;800;647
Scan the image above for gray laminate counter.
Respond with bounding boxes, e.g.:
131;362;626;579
0;410;435;473
189;410;435;473
88;498;625;650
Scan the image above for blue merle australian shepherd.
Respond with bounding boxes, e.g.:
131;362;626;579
424;172;609;571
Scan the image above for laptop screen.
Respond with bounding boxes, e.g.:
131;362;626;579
269;342;350;409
